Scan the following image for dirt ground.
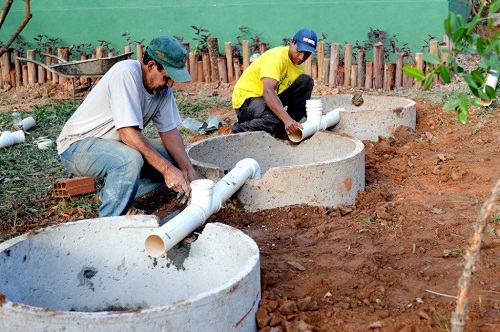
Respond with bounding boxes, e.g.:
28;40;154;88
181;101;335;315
1;79;500;332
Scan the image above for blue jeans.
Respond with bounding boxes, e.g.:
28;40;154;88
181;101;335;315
59;137;173;217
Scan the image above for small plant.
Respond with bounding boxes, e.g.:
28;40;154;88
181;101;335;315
72;42;93;58
191;25;210;56
354;27;413;61
250;32;263;54
97;39;114;55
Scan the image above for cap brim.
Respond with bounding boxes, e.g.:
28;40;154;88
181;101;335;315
164;64;192;83
296;42;316;53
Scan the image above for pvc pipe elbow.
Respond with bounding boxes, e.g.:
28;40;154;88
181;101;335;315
144;204;206;257
481;70;499;106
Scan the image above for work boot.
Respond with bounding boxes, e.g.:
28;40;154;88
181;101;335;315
125;206;145;216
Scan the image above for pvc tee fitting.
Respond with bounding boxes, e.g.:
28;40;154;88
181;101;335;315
289;100;342;143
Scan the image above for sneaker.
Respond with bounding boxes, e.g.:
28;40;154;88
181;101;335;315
125;206;145;216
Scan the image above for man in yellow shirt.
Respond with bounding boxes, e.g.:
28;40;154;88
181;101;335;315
231;28;317;139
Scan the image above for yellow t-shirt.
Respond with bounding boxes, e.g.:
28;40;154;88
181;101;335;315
232;46;305;109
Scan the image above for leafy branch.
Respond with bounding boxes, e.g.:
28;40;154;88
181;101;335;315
403;0;500;123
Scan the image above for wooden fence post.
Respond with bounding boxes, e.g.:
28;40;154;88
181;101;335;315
242;40;250;71
27;49;37;87
224;42;234;82
373;42;384;90
57;47;70;85
395;53;404;89
207;37;220;82
415;52;424;88
357;49;365;89
188;52;198;82
329;43;339;87
202;52;211;82
14;50;22;88
344;43;352;87
316;41;324;82
365;61;373;89
0;51;11;87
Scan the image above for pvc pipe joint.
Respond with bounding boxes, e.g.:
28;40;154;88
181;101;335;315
144;158;261;257
481;70;499;106
289;107;343;143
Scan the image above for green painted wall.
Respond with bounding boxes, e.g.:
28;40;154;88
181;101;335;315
1;1;453;61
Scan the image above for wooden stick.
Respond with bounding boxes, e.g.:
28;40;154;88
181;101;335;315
207;37;219;82
45;47;52;81
0;50;11;87
365;61;373;89
233;58;241;81
451;176;500;332
305;57;312;76
385;62;395;90
57;47;70;85
224;42;234;82
316;41;324;82
311;61;318;81
343;43;352;87
415;53;424;88
395;53;404;89
357;49;365;89
37;52;46;84
429;39;439;84
188;52;198;82
242;40;250;71
136;43;144;62
373;42;384;90
350;64;357;88
202;52;211;83
217;56;228;83
322;57;330;85
197;60;204;82
14;49;21;88
329;43;339;87
22;64;28;86
27;49;37;87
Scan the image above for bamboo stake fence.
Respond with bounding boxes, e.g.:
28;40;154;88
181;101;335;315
0;38;453;91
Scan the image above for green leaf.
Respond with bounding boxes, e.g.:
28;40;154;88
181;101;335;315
437;65;451;84
463;73;480;89
470;98;484;108
423;53;440;65
471;69;486;85
458;108;469;124
403;66;425;80
452;27;467;44
489;1;500;15
443;99;460;112
422;73;434;91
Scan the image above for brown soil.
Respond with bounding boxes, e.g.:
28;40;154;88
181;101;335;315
1;80;500;332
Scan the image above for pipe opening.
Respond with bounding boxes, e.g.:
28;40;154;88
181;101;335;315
144;234;166;258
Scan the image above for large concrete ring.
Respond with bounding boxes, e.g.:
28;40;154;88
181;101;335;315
0;216;261;331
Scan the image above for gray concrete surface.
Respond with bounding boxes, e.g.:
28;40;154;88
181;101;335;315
0;216;260;331
187;131;365;212
322;94;416;141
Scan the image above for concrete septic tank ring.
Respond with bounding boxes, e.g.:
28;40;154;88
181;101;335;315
322;94;416;142
0;216;260;331
187;131;365;212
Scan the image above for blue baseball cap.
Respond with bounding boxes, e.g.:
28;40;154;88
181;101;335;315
146;36;191;82
293;28;317;53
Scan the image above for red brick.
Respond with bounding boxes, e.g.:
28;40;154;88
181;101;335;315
53;177;95;198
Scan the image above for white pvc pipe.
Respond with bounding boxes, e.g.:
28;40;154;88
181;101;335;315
481;70;499;106
289;107;343;143
0;130;25;148
144;158;261;257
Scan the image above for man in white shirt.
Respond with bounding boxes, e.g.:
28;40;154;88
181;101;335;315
57;36;197;217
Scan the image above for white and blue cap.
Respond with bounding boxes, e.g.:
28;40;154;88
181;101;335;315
293;28;317;53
